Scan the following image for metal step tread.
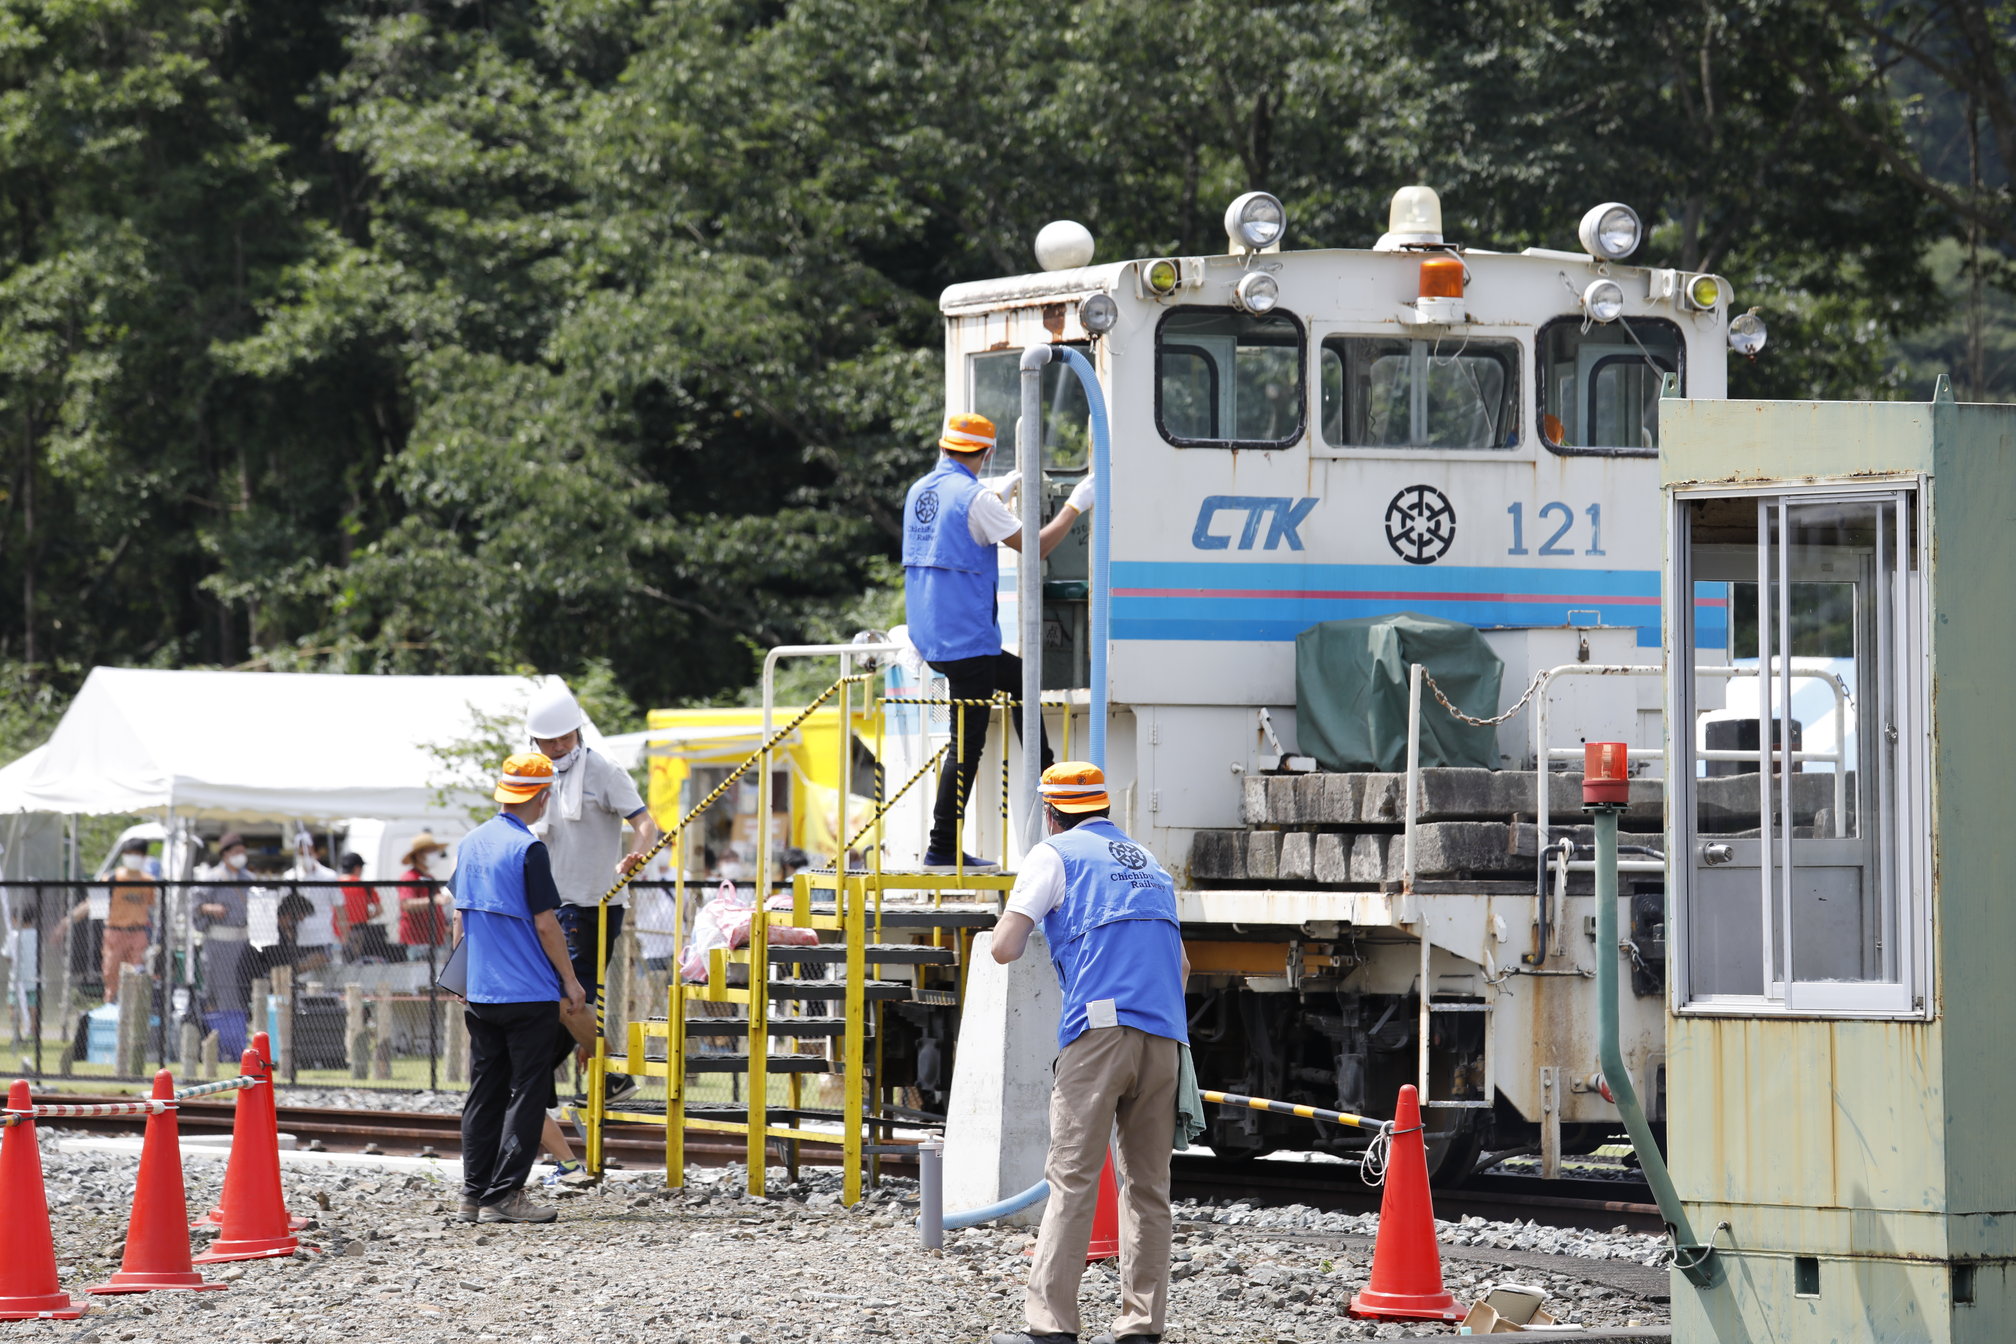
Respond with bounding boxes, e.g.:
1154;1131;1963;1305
684;1103;925;1130
685;1053;832;1075
670;1016;850;1038
768;943;958;965
769;978;912;1001
801;905;1000;929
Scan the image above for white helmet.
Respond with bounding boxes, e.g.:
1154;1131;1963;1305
527;682;587;740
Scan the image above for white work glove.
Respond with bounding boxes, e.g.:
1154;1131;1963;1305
1066;476;1096;516
982;473;1021;507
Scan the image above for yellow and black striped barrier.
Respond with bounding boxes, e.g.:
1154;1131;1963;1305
1200;1089;1383;1132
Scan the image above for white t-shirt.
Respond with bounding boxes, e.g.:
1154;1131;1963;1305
541;749;649;907
1003;843;1068;922
968;475;1022;546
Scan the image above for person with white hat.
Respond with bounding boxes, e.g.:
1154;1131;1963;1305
903;411;1093;867
524;681;657;1104
451;751;586;1225
987;763;1190;1344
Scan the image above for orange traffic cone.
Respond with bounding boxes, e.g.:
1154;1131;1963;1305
192;1043;302;1263
1349;1085;1463;1322
193;1031;305;1233
1085;1149;1120;1262
0;1079;86;1320
87;1071;227;1295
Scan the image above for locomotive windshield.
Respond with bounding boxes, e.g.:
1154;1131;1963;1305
1155;308;1305;449
970;347;1091;471
1319;336;1520;450
1539;316;1683;454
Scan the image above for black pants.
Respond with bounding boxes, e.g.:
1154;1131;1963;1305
462;1000;561;1204
926;652;1053;856
554;904;624;1010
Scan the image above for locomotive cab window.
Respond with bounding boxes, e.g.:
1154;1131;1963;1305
1156;307;1305;449
970;344;1091;472
1319;336;1519;450
1672;487;1927;1018
1539;317;1683;454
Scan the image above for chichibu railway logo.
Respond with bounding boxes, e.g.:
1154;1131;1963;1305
1384;485;1457;565
913;489;940;525
1109;841;1149;871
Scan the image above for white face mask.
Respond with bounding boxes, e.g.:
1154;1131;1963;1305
550;745;583;773
224;852;247;872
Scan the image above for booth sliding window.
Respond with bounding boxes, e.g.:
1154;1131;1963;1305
1155;308;1305;449
1670;486;1927;1017
1319;336;1520;450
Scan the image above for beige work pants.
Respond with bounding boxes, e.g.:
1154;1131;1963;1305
1025;1025;1179;1339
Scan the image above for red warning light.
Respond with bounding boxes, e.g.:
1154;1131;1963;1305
1583;742;1629;805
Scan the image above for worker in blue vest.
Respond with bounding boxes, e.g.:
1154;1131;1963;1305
988;762;1191;1344
903;411;1094;867
451;751;587;1225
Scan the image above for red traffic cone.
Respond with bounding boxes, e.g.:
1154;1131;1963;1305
1349;1085;1463;1322
192;1043;302;1263
87;1071;226;1295
193;1031;304;1232
1085;1149;1120;1262
0;1079;86;1319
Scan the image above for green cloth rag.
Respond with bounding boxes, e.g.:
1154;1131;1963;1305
1174;1043;1205;1151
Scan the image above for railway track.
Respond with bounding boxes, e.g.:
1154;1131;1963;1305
34;1093;1661;1233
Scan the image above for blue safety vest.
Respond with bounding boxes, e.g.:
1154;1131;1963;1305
1039;818;1188;1050
452;812;560;1004
902;458;1002;663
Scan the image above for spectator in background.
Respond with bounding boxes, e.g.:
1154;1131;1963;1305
397;832;451;960
254;892;332;980
193;833;254;1020
60;838;155;1005
286;833;342;965
336;852;392;961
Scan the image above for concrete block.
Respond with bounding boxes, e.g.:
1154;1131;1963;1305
1278;831;1313;881
1410;821;1522;878
1187;829;1247;881
1246;830;1280;881
1359;774;1406;822
1319;774;1360;823
1349;833;1387;884
944;929;1063;1224
1242;775;1269;825
1292;775;1327;824
1416;768;1536;822
1313;833;1349;884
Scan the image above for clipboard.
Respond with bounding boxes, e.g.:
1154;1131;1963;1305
435;938;469;999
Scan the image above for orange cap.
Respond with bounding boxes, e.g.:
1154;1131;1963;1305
495;752;555;804
939;412;996;454
1040;761;1110;813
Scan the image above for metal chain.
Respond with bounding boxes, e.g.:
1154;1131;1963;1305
1421;666;1548;728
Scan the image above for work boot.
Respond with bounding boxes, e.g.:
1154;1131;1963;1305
456;1195;480;1223
477;1189;558;1224
922;849;998;870
986;1334;1075;1344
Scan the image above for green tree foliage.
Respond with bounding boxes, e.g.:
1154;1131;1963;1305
0;0;2004;744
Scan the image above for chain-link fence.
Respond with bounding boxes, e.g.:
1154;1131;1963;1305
0;877;696;1096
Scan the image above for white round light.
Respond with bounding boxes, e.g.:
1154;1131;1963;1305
1583;278;1624;323
1034;220;1096;272
1224;191;1286;252
1577;202;1642;261
1728;308;1767;356
1233;271;1280;314
1080;292;1119;333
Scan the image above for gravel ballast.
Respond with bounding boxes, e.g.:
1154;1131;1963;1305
11;1137;1670;1342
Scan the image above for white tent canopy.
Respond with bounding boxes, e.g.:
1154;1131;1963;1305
0;667;594;822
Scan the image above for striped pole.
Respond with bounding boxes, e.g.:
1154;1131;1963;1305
1199;1089;1384;1132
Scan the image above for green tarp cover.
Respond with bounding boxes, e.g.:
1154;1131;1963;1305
1295;613;1505;772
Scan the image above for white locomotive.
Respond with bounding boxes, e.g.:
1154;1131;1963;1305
891;186;1760;1176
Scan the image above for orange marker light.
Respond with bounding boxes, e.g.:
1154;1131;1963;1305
1418;256;1464;299
1583;742;1629;805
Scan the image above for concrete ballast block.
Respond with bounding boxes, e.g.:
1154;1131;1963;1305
1277;831;1313;881
1313;833;1349;884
